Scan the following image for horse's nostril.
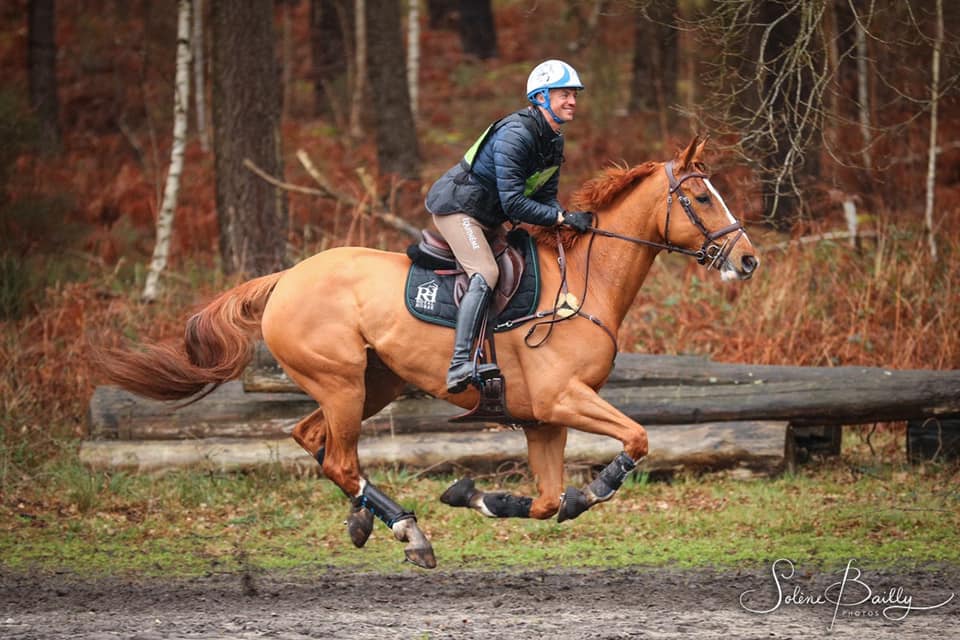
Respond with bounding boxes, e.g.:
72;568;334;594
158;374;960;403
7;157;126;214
742;254;758;273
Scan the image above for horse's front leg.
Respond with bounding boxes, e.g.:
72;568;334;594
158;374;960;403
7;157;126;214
538;381;648;522
440;425;567;519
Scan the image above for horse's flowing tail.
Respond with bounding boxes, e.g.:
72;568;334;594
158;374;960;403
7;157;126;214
99;271;285;401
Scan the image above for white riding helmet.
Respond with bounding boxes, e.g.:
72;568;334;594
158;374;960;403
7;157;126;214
525;59;585;101
526;60;584;125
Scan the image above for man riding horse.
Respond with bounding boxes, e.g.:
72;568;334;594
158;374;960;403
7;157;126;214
100;57;760;567
426;59;594;394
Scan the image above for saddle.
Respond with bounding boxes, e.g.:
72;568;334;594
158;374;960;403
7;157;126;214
406;227;527;317
404;227;541;426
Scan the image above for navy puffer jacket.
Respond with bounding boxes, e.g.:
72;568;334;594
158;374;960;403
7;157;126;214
425;107;565;228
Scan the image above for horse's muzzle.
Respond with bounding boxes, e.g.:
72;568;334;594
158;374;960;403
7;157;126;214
720;252;759;281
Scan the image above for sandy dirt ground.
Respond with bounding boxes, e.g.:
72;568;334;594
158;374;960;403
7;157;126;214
1;564;957;639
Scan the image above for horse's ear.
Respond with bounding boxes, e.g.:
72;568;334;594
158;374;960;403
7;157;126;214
694;135;709;162
679;135;701;171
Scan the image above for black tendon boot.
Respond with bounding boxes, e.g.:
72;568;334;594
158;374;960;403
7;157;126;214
446;273;493;393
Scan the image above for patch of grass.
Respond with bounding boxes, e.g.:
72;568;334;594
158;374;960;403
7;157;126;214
1;446;957;577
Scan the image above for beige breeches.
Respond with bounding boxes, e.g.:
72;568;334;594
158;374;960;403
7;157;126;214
431;213;500;289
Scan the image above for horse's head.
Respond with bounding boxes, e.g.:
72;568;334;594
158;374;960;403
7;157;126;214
658;137;759;281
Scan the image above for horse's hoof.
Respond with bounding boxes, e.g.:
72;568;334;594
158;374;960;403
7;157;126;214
404;544;438;569
440;477;477;507
392;517;437;569
346;506;374;548
557;486;590;523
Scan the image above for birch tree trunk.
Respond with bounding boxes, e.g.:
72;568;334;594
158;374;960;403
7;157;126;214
142;0;192;302
349;0;366;140
923;0;942;262
192;0;208;152
407;0;420;119
855;17;872;171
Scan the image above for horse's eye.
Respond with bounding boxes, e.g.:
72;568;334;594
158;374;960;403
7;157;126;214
695;194;710;204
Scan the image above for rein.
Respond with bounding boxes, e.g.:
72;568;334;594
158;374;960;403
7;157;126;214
496;161;745;356
495;227;618;355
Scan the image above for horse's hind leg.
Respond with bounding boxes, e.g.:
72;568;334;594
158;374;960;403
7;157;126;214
341;354;409;548
291;350;406;468
440;425;567;519
288;357;435;568
292;406;378;547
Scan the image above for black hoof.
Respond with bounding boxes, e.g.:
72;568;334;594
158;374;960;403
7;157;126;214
346;506;374;548
440;477;478;508
557;486;590;523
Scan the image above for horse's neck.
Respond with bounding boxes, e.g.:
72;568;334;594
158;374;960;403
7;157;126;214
566;184;664;328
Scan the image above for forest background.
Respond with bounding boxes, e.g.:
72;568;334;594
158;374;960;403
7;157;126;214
1;0;959;485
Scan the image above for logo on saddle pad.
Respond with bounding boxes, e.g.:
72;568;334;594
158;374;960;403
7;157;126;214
414;279;440;312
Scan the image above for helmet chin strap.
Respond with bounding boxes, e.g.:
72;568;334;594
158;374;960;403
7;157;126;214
531;89;566;125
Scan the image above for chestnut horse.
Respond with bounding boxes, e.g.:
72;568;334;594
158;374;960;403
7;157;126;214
101;137;758;568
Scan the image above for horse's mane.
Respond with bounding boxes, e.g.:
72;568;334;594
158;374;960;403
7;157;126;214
570;161;659;210
526;161;660;249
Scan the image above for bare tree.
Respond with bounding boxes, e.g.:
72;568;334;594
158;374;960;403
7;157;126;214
629;0;678;139
427;0;458;29
310;0;351;122
350;0;366;140
408;0;420;120
27;0;60;151
924;0;943;261
693;0;960;229
281;0;294;119
854;15;872;172
143;0;192;302
700;1;829;228
365;0;420;179
192;0;209;152
692;1;858;227
211;0;288;276
458;0;497;60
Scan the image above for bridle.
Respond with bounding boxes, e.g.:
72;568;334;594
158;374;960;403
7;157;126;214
496;160;747;356
589;160;745;270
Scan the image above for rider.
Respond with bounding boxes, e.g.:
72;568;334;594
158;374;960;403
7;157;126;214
425;59;594;394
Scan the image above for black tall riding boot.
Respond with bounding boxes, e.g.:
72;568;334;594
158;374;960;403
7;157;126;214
446;273;493;394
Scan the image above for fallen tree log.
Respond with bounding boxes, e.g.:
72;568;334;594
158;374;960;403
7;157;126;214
88;382;470;440
242;342;960;404
78;420;789;476
601;374;960;426
90;363;960;441
87;383;318;440
241;344;731;393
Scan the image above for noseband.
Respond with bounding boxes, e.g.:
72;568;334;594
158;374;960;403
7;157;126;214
590;160;745;269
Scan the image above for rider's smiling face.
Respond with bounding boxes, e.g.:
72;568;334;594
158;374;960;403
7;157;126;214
546;88;578;129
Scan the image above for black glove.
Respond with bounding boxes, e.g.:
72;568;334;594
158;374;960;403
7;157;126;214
562;211;593;233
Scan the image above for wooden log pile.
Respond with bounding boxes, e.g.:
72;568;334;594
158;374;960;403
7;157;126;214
82;343;960;476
